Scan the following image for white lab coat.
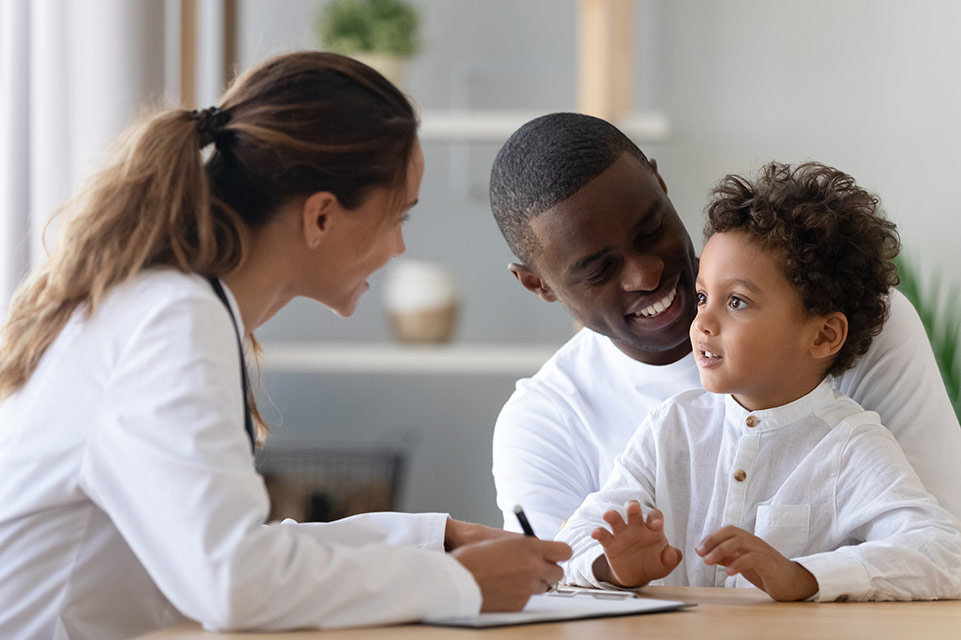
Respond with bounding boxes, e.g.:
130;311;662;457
0;269;480;640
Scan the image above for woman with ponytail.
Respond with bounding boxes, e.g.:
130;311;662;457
0;52;570;639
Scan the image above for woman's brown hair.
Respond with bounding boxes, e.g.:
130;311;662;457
0;52;418;439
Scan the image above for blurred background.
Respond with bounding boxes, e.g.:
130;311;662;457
2;0;959;526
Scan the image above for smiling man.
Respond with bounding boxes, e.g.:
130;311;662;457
488;112;961;539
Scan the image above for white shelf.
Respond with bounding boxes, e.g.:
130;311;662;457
259;341;558;376
419;109;670;143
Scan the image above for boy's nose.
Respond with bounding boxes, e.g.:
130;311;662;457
692;309;718;336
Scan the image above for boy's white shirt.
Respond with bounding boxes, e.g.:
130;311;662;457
0;269;480;640
493;289;961;538
556;379;961;601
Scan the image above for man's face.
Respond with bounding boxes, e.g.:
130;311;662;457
522;153;698;364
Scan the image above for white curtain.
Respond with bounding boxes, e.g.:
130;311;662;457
0;0;167;313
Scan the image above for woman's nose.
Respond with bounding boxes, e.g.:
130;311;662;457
392;226;406;258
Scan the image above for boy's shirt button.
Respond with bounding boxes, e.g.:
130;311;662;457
733;470;747;482
745;416;759;427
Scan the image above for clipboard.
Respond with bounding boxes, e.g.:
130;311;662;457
422;587;694;628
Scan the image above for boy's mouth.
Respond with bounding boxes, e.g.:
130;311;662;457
696;348;724;366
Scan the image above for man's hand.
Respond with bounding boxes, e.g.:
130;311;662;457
451;537;572;612
696;525;818;601
590;500;682;588
444;518;515;551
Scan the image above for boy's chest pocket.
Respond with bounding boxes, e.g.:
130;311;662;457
753;504;811;559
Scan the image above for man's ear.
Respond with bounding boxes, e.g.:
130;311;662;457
302;191;339;249
810;312;848;361
508;263;558;302
648;157;669;195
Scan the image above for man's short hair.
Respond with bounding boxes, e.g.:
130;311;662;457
705;162;901;376
489;113;650;267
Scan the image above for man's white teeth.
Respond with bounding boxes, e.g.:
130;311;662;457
636;287;677;318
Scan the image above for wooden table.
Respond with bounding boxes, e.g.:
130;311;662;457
138;586;961;639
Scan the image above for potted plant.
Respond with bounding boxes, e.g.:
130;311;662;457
316;0;422;88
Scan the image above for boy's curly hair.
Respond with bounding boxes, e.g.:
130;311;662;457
705;162;901;377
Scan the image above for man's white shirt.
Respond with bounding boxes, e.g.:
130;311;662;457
0;269;480;640
493;290;961;538
556;380;961;601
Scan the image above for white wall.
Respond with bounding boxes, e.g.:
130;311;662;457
654;0;961;281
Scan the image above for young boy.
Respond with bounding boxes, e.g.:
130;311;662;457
556;162;961;602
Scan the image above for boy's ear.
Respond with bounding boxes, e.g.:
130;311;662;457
302;191;340;249
810;312;848;361
508;263;558;302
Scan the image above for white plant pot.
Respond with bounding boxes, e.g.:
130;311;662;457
383;260;460;344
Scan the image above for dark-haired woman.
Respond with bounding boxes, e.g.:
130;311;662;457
0;52;569;639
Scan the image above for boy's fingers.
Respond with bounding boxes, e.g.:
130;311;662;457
591;526;614;546
645;508;664;531
696;525;740;556
625;500;644;527
723;551;765;576
701;536;747;565
662;545;683;569
602;509;627;533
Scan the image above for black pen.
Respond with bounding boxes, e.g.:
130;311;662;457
513;504;537;537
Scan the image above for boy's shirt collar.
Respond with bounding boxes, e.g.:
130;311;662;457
723;378;835;433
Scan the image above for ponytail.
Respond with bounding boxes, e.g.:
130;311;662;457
0;108;249;399
0;51;418;443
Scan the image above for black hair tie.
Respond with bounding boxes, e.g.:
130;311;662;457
191;106;231;149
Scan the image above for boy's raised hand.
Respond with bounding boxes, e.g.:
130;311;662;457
696;526;818;601
590;500;682;588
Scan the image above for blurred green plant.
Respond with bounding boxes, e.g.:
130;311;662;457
317;0;421;57
895;254;961;421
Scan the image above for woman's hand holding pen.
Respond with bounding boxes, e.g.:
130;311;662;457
450;536;572;611
591;500;682;588
444;518;515;551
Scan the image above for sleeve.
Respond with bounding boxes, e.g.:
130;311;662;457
837;289;961;520
554;413;659;588
793;422;961;602
287;511;448;550
491;378;597;539
79;293;480;631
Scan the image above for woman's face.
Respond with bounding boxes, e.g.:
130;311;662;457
322;140;424;317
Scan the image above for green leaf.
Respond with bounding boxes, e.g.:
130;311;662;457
896;254;961;422
317;0;421;57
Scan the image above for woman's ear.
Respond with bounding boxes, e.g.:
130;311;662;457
508;263;558;302
810;311;848;361
302;191;340;249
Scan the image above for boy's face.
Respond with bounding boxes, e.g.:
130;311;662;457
518;153;698;365
691;230;826;411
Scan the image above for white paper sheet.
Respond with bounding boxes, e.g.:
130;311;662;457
422;591;693;628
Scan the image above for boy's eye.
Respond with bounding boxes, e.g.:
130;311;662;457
728;295;746;309
695;292;707;305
